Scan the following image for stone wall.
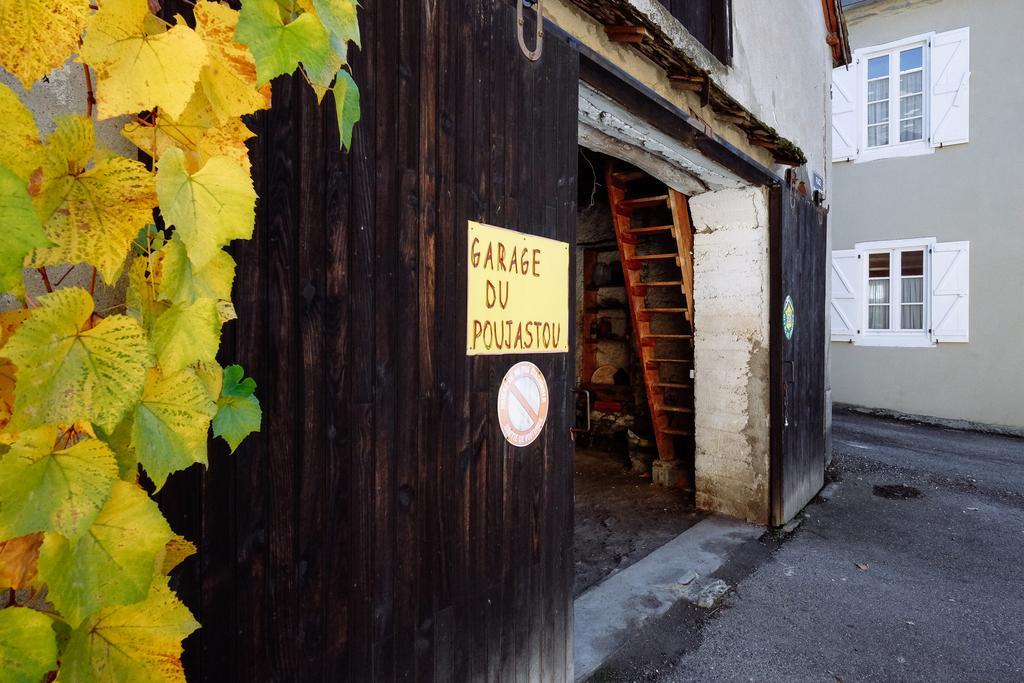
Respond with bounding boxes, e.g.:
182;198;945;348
688;187;771;523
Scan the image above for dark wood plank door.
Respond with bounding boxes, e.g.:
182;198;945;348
771;182;827;526
159;1;579;680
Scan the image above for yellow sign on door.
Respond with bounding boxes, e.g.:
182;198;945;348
466;221;569;355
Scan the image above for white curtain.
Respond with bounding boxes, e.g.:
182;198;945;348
901;277;924;329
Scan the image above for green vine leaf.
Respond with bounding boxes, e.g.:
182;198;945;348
59;581;199;682
0;0;90;91
235;0;332;86
334;69;361;151
305;33;346;104
0;0;362;675
0;426;118;542
156;147;256;269
132;368;216;490
0;164;51;297
151;299;222;374
2;287;153;433
212;364;262;453
0;606;58;683
311;0;361;50
158;236;236;306
37;480;173;627
79;0;209;120
30;116;158;285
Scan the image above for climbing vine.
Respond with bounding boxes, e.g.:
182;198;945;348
0;0;360;679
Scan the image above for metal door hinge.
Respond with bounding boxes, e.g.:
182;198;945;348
570;386;590;442
517;0;544;62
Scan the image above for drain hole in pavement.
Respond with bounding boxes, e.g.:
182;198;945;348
873;484;922;500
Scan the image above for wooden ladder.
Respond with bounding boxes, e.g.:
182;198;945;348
605;165;696;466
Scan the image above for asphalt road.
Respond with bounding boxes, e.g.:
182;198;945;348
648;410;1024;682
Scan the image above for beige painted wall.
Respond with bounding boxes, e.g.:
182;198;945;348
831;0;1024;430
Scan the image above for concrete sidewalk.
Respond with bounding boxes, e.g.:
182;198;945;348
574;515;763;681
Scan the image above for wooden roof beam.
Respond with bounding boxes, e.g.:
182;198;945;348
605;25;648;44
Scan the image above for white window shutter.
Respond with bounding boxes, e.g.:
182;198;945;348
831;64;858;161
930;241;969;342
831;249;861;342
930;27;970;148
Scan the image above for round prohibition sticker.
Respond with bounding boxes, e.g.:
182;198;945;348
497;362;549;447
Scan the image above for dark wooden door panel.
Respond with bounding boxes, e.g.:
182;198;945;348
160;1;579;680
771;183;827;526
662;0;732;64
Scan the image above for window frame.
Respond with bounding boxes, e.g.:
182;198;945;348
856;32;935;164
856;237;936;348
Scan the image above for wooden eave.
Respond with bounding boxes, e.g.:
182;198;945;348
567;0;808;166
822;0;853;67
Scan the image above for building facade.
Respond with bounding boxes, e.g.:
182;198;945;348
830;0;1023;432
153;0;847;678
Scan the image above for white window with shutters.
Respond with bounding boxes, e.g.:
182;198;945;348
930;241;970;342
829;239;969;347
831;27;969;164
831;65;858;162
830;250;860;342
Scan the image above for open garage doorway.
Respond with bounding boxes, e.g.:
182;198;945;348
571;147;704;597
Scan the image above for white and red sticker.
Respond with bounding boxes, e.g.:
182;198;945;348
496;361;549;447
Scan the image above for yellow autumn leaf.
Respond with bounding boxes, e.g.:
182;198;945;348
30;116;157;284
156;146;256;268
0;83;42;181
126;254;169;335
126;255;169;333
0;309;30;433
37;480;172;626
158;236;236;306
0;0;90;90
0;426;118;542
2;287;153;433
0;532;42;590
158;535;196;575
59;580;198;682
122;90;255;171
79;0;209;120
151;298;222;373
194;0;271;122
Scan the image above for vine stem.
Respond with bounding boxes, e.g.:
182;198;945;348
37;267;53;293
53;265;76;288
82;63;96;118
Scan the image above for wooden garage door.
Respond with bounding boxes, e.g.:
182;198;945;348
771;181;828;526
160;1;579;679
